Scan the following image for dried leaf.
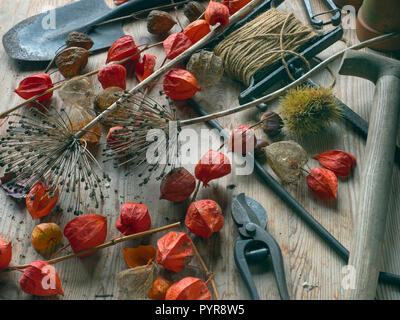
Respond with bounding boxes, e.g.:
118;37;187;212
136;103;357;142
122;245;156;268
19;260;64;296
117;264;155;300
31;223;63;258
64;214;107;258
265;141;308;184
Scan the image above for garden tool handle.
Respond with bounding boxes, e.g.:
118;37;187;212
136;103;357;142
339;50;400;300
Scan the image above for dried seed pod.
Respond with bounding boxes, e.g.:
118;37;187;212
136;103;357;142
94;87;125;126
185;199;224;239
31;223;63;258
163;69;200;100
98;64;127;90
148;276;173;300
165;277;212;300
313;150;357;178
0;237;12;270
14;73;54;101
26;182;59;220
147;10;176;35
184;1;207;22
66;31;94;50
160;167;196;202
228;124;257;155
261;111;283;137
115;202;152;236
183;19;211;44
265;141;308;184
195;150;231;187
306;167;338;200
163;33;193;60
55;47;90;78
205;1;230;27
187;50;223;87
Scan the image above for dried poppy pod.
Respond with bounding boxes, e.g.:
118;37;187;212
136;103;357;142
147;10;176;35
165;277;212;300
160;167;196;202
55;47;90;78
185;199;224;238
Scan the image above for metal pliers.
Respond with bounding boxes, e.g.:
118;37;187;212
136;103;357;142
302;0;341;28
232;193;290;300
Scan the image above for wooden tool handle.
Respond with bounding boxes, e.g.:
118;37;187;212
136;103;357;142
345;75;400;299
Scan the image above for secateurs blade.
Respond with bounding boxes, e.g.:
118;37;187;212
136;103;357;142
232;193;290;300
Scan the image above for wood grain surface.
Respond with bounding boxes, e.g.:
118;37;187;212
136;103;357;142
0;0;399;300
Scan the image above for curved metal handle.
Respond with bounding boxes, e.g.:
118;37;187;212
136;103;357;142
234;238;260;300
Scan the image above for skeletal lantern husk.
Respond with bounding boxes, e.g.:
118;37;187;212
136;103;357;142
265;140;308;184
187;50;224;87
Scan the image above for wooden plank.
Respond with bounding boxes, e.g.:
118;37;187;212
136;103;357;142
0;0;399;300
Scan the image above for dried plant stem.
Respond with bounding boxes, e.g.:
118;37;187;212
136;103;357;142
0;42;162;119
74;0;266;139
190;237;220;300
2;222;180;272
191;180;201;202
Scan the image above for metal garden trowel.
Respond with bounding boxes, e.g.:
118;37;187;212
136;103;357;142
2;0;185;62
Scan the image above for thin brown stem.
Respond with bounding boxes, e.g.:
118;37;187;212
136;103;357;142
191;179;201;202
2;222;180;272
189;237;220;300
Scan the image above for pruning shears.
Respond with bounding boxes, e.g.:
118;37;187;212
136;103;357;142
231;193;290;300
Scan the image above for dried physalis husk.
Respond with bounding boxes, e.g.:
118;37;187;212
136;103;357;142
183;1;207;22
68;103;102;144
66;31;94;50
147;10;176;35
59;77;95;109
265;140;308;184
55;47;90;78
94;86;124;125
261;111;283;137
187;50;223;87
31;223;63;258
117;264;155;300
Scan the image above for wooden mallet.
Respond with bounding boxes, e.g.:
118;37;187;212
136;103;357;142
339;50;400;299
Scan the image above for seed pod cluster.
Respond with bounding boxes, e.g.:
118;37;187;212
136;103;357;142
147;10;176;35
55;47;90;78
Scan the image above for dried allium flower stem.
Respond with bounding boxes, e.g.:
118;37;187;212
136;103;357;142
2;222;180;272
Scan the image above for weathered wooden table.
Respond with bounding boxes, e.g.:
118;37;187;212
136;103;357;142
0;0;399;300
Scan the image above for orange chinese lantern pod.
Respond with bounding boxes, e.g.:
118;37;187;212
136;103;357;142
31;223;63;258
160;167;196;202
183;19;211;44
106;35;140;64
14;73;54;101
195;150;232;187
26;182;59;220
122;245;156;268
156;231;194;272
135;54;156;82
163;32;193;60
148;276;173;300
223;0;251;14
0;237;12;270
163;69;200;100
205;1;230;27
165;277;212;300
64;214;107;258
185;199;224;239
313;150;357;178
19;260;64;296
98;64;127;90
306;167;338;200
115;202;152;236
228;124;257;155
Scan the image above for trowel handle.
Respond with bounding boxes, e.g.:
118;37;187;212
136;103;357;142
86;0;186;29
345;75;400;299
